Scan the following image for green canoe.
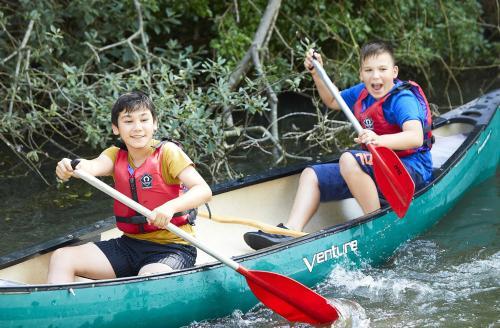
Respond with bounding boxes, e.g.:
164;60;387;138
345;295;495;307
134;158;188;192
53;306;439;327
0;89;498;327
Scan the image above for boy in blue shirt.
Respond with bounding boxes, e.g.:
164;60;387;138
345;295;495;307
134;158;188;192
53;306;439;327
244;41;433;250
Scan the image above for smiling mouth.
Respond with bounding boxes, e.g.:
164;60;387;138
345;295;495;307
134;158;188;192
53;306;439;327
371;83;383;91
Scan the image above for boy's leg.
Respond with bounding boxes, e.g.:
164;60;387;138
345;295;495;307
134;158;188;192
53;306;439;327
339;152;380;214
47;242;116;284
243;163;350;250
285;167;321;231
243;167;321;250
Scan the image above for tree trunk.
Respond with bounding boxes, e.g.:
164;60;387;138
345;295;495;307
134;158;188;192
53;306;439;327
226;0;282;154
228;0;282;90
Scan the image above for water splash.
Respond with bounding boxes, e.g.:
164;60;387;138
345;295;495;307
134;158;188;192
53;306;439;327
188;308;277;327
328;298;370;328
316;240;500;327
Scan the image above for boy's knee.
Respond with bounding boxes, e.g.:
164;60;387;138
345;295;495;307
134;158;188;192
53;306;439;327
339;153;359;175
340;153;368;181
300;167;318;184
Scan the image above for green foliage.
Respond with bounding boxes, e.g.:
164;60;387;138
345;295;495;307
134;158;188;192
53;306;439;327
0;0;497;182
204;0;496;98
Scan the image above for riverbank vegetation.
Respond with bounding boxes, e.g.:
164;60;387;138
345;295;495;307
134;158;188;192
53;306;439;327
1;0;498;183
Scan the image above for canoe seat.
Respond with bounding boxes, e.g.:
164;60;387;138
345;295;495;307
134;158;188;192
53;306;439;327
75;276;94;283
0;278;26;287
431;133;468;169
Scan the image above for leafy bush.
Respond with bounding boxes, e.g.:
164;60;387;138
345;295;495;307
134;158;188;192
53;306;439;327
0;0;497;182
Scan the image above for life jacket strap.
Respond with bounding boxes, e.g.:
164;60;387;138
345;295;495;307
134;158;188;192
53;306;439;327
115;208;197;227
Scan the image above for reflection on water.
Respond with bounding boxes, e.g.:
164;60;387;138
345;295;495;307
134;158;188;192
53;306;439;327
0;175;113;256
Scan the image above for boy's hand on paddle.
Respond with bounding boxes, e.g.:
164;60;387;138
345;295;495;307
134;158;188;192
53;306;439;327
355;129;381;146
149;203;175;228
304;49;323;74
56;158;77;182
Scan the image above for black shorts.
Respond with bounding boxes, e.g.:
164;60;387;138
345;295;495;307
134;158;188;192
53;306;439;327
95;235;197;278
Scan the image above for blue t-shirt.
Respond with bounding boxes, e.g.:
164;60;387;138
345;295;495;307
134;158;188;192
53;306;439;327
340;82;433;183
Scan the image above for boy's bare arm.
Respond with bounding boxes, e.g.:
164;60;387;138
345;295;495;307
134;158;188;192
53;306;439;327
169;165;212;212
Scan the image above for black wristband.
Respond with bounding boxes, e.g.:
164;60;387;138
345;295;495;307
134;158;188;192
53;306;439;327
70;158;81;170
312;49;318;60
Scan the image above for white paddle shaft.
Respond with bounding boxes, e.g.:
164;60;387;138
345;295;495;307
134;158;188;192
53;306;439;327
73;169;240;271
311;59;363;134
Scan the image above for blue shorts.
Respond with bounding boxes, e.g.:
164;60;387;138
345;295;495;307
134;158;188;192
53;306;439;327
95;235;197;278
311;150;425;202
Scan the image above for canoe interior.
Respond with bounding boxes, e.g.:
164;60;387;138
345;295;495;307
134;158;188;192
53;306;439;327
0;119;480;286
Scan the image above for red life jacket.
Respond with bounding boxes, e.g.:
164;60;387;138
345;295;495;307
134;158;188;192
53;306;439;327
113;143;191;234
353;80;433;157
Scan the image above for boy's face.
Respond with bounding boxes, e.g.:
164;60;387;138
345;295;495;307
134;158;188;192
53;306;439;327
112;107;157;150
359;52;398;99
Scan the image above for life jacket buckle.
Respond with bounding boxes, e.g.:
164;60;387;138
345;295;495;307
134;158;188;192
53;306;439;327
186;208;197;226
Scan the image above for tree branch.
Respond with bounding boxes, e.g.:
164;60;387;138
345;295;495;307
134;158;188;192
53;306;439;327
251;44;279;149
228;0;282;90
8;19;34;115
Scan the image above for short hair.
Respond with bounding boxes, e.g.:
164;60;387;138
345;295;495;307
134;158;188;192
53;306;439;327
111;91;157;126
360;41;395;66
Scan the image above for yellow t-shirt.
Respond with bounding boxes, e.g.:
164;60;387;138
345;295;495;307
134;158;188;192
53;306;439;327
102;140;195;245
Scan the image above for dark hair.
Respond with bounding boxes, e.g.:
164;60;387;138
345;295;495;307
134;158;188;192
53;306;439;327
360;41;395;66
111;91;157;126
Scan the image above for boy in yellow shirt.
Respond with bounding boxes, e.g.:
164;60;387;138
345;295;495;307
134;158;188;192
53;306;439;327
49;91;212;283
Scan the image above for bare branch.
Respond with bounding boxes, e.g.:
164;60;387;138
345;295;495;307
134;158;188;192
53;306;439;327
228;0;282;90
233;0;240;23
251;44;279;145
0;132;50;184
8;19;34;115
84;0;149;73
223;125;312;163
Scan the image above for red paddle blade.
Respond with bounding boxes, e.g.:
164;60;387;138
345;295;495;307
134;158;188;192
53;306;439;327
369;145;415;218
238;268;339;324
